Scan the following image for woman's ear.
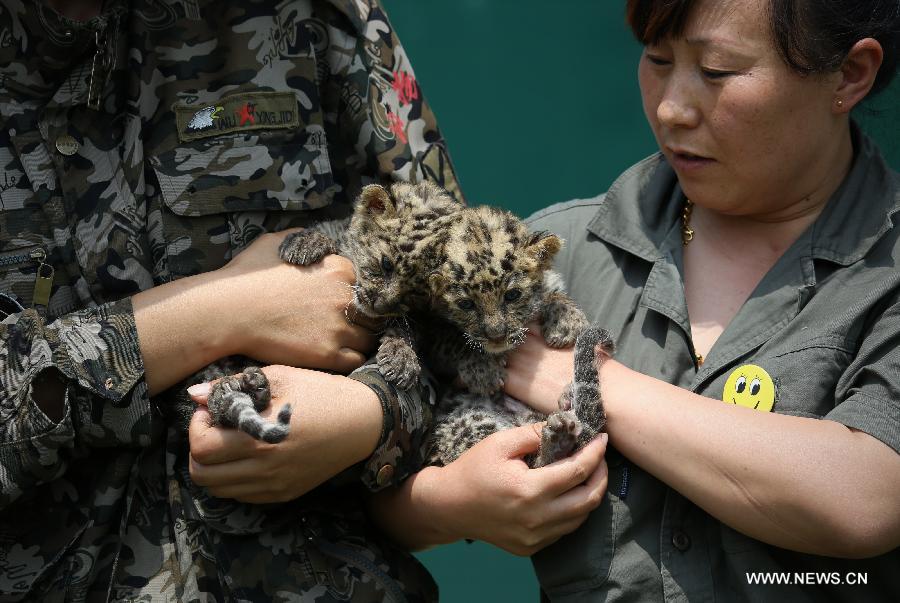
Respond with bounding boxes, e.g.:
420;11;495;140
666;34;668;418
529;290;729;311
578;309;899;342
834;38;884;113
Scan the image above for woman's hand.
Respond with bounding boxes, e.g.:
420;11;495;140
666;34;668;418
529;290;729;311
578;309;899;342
371;424;608;556
505;326;576;415
218;229;379;373
135;229;378;395
187;365;382;503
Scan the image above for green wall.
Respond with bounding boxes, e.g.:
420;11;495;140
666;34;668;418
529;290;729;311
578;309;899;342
380;1;900;601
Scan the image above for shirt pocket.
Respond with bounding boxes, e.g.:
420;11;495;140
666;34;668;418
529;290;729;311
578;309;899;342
748;334;854;418
149;128;336;277
532;487;619;597
0;236;48;311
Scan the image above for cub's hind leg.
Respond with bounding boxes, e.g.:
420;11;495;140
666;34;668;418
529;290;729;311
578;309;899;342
207;367;292;444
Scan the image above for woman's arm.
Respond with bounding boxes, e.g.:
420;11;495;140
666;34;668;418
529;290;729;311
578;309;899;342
134;229;375;396
188;366;383;502
505;332;900;558
599;360;900;558
368;425;609;556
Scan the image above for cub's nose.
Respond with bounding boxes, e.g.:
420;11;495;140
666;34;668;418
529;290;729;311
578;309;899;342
484;324;506;341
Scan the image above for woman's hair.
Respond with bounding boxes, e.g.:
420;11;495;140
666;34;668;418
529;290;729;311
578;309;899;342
625;0;900;96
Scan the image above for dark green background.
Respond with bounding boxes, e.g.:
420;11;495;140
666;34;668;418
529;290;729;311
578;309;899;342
380;1;900;601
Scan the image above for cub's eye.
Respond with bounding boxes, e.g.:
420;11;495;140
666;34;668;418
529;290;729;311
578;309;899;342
749;378;761;396
380;255;394;274
735;376;747;394
503;289;522;303
456;299;475;310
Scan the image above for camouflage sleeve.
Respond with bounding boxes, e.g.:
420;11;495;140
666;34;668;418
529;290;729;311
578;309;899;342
0;299;148;508
323;0;465;204
348;360;438;491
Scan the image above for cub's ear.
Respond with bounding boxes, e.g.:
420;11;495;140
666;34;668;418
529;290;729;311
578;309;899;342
428;272;448;296
358;184;396;215
526;232;562;270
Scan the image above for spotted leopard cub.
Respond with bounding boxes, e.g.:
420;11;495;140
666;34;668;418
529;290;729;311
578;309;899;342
418;204;593;463
426;205;590;394
279;181;461;322
278;181;462;389
193;181;461;443
427;326;614;467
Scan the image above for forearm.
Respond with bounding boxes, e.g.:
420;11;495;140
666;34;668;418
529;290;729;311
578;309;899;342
369;466;458;551
603;360;900;557
133;269;234;395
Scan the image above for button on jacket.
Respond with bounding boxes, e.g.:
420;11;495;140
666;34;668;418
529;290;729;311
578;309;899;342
528;127;899;602
0;1;460;600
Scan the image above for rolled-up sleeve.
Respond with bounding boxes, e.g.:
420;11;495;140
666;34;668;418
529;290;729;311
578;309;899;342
0;298;149;508
348;360;438;491
828;298;900;453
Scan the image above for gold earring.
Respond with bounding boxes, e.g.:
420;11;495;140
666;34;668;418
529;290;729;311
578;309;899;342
836;99;844;108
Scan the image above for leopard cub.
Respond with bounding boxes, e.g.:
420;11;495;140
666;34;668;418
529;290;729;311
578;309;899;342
426;205;590;394
420;204;600;465
189;181;461;443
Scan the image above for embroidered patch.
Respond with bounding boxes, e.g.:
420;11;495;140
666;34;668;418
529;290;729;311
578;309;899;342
722;364;776;412
173;91;300;142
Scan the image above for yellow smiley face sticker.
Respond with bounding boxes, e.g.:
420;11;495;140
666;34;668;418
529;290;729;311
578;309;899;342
723;364;776;412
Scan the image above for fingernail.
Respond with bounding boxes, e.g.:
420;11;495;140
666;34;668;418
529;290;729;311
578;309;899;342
600;432;609;445
187;383;211;397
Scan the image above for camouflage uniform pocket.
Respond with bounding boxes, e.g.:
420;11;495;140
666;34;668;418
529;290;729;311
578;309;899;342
0;241;49;310
150;129;337;277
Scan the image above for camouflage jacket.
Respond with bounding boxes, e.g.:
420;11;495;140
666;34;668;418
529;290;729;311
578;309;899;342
0;1;461;601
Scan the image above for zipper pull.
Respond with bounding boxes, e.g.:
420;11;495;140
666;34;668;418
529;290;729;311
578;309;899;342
30;248;54;308
87;26;109;110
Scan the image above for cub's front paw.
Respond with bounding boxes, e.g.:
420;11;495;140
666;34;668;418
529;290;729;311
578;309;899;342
238;366;271;410
542;305;590;348
377;339;421;390
279;230;338;266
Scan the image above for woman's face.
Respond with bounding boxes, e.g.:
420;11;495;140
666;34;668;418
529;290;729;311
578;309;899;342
638;0;847;218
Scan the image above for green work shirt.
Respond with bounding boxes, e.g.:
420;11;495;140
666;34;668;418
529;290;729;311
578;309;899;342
527;128;900;602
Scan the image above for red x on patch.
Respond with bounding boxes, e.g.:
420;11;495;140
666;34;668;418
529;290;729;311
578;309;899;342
236;102;256;126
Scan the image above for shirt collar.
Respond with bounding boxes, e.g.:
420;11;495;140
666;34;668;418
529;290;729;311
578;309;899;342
808;122;900;265
587;123;899;266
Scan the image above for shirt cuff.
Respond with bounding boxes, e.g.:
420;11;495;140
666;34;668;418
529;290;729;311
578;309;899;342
348;360;438;491
47;298;151;447
826;391;900;454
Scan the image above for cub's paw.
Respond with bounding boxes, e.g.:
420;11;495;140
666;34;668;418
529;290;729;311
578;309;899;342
542;305;590;348
239;366;271;410
377;339;421;390
534;410;582;467
279;230;338;266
